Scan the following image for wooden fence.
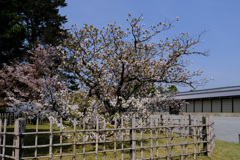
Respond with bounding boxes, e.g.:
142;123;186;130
0;115;215;160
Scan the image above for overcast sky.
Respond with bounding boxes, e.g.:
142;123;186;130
60;0;240;92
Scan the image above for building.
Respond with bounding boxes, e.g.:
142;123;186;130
175;86;240;113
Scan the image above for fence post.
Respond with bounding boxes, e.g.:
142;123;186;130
2;119;7;159
49;119;53;159
0;119;2;155
95;118;99;160
202;116;209;156
238;134;240;143
193;117;196;159
189;115;192;137
19;118;26;158
150;117;153;159
207;116;211;156
209;116;215;155
160;115;164;133
73;118;77;160
14;119;20;160
14;118;26;160
130;117;136;160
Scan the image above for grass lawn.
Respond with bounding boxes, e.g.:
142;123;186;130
188;140;240;160
4;123;240;160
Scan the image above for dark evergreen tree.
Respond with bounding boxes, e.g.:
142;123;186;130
0;0;67;67
0;0;26;66
19;0;67;47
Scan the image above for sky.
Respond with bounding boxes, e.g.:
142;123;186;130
59;0;240;92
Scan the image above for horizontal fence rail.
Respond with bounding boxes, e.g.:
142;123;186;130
0;115;215;160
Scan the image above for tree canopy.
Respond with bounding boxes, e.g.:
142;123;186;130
0;0;67;67
1;15;204;127
0;46;63;108
58;15;207;118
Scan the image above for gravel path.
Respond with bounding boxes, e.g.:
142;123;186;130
213;117;240;143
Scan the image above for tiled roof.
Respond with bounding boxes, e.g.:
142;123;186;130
175;86;240;100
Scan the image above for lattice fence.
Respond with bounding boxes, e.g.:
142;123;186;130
0;115;215;160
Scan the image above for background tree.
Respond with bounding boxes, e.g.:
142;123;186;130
157;85;178;93
58;15;207;118
0;0;67;67
0;46;64;110
19;0;67;47
0;0;26;67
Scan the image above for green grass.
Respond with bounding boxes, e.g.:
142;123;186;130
188;141;240;160
4;123;240;160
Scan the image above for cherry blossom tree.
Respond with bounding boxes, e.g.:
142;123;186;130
0;46;64;113
0;15;204;135
57;15;207;119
